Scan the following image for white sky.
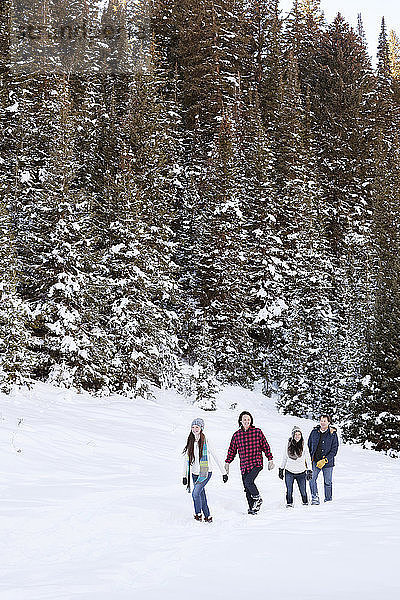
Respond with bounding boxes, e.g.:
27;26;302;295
279;0;400;61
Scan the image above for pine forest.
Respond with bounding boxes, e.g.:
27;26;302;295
1;0;400;454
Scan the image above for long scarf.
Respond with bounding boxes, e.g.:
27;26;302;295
186;438;209;492
197;439;209;483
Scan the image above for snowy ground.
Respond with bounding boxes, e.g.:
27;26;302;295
1;383;399;600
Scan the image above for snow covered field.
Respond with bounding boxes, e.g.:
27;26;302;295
1;383;399;600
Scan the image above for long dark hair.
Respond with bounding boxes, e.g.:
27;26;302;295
288;432;304;457
183;431;205;464
238;411;254;428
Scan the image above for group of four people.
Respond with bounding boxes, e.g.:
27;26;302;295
182;410;339;522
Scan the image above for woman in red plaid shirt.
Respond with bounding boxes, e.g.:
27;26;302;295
224;411;274;514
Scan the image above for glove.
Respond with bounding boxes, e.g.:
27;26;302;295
224;462;230;475
306;470;312;481
278;468;284;480
223;474;228;483
316;457;328;469
268;460;275;471
182;477;187;486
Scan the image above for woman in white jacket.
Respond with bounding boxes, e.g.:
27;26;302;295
182;418;226;522
279;426;312;507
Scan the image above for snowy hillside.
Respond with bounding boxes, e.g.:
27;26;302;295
1;384;399;600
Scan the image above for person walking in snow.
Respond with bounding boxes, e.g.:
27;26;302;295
182;418;226;522
224;411;274;514
279;426;312;507
307;415;339;505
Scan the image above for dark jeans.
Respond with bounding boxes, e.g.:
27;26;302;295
242;466;263;508
285;470;308;505
192;472;212;518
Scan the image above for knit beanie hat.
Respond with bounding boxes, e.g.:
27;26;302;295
288;425;303;459
191;418;205;430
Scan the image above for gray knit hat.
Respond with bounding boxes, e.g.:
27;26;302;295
292;425;302;436
191;418;205;430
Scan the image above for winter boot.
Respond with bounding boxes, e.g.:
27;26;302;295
204;516;213;523
248;508;257;515
252;496;263;512
194;513;202;521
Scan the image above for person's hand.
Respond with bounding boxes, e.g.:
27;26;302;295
268;460;275;471
306;470;312;481
223;474;228;483
278;468;284;480
225;462;230;475
316;457;328;469
182;477;187;486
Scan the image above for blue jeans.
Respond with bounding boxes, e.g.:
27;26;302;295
242;466;263;508
309;465;333;502
285;470;308;505
192;472;212;518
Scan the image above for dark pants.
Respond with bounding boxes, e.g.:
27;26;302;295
285;470;308;505
242;467;263;508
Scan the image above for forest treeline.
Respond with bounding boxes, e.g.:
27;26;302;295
1;1;400;453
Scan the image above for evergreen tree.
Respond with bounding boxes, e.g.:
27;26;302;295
99;71;181;397
285;0;325;94
152;0;260;403
272;49;337;417
357;13;367;48
191;112;255;393
239;95;285;395
34;78;103;391
388;29;400;102
0;179;31;388
389;29;400;79
0;0;32;388
310;15;374;411
247;0;284;130
343;18;400;453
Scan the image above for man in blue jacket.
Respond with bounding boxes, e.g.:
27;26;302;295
307;415;339;505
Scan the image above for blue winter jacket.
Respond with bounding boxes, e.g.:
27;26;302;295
308;426;339;468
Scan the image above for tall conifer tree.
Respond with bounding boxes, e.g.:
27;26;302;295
343;19;400;453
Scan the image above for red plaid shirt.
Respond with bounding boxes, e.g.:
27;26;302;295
225;426;273;474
